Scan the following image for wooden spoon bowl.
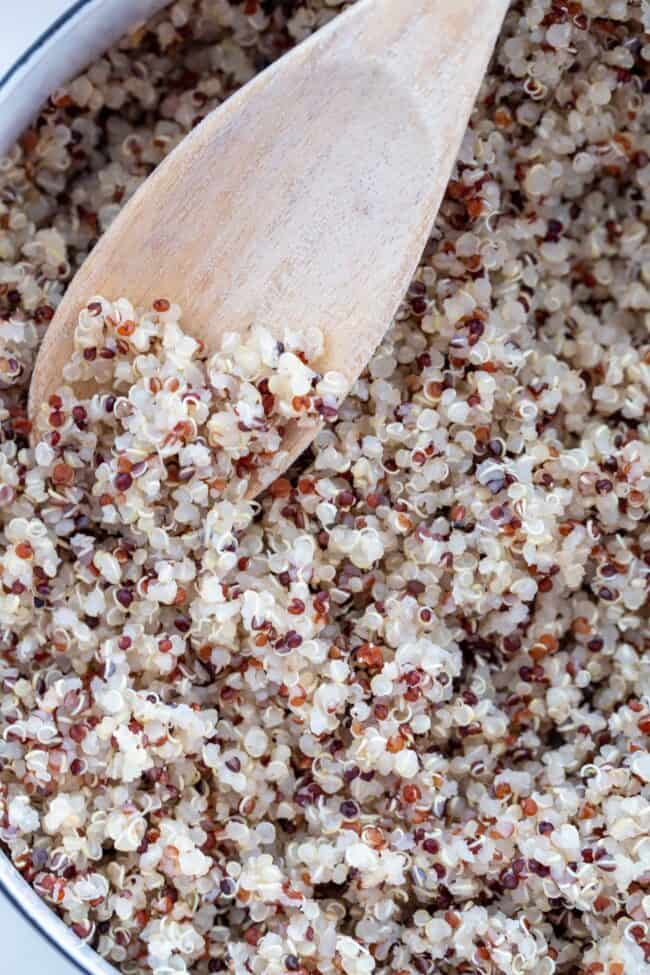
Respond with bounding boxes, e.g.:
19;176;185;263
29;0;509;495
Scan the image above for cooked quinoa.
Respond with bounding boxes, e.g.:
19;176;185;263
44;295;344;503
1;2;649;975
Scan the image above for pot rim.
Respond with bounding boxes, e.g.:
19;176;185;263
0;849;118;975
0;0;169;157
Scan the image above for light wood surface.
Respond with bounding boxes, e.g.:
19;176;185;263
29;0;509;495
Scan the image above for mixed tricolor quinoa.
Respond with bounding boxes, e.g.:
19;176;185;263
0;2;649;975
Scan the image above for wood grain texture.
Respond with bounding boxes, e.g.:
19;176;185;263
29;0;510;495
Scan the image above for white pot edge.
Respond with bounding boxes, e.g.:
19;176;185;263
0;0;170;156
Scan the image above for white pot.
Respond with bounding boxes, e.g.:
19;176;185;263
0;0;170;156
0;4;170;972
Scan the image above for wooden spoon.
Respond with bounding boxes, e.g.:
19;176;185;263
29;0;509;495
